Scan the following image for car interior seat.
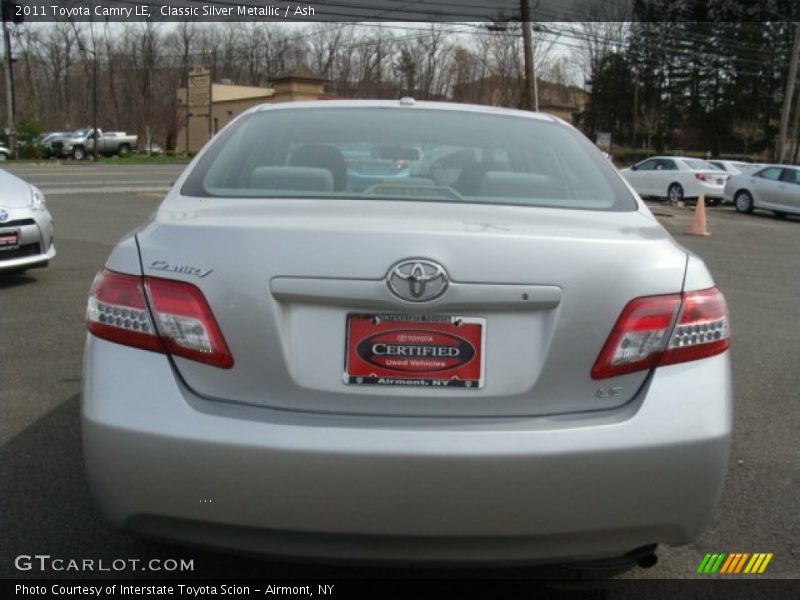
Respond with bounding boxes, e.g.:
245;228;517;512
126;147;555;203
453;161;511;195
289;144;347;191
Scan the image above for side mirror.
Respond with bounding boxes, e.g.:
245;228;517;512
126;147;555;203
631;164;638;171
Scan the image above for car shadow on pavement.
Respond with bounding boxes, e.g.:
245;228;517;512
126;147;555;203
0;273;40;289
0;395;629;585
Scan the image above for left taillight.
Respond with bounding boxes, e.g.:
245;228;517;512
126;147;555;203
87;269;163;353
87;269;233;369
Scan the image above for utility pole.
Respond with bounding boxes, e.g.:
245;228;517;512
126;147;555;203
520;0;536;111
376;23;382;97
633;69;639;149
185;71;190;155
792;85;800;163
1;1;18;158
207;48;216;140
532;24;541;111
91;15;97;162
778;21;800;163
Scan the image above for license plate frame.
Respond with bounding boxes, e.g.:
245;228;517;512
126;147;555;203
0;229;20;251
344;313;485;389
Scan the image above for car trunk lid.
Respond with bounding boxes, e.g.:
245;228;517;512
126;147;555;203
136;197;687;417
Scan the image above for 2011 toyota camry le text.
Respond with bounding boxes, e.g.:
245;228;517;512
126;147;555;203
82;100;732;566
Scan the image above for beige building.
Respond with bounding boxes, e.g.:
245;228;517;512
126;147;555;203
451;76;587;124
176;68;587;154
176;67;329;153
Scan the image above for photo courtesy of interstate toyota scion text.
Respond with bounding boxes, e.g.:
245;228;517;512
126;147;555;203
82;100;732;568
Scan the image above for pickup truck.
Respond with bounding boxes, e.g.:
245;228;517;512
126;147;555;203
50;129;138;160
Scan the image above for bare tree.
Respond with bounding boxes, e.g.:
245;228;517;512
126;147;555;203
571;0;632;86
639;104;660;151
731;119;762;159
306;23;348;80
12;25;42;122
5;22;586;152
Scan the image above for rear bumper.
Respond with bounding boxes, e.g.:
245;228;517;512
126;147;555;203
690;182;725;199
82;336;732;563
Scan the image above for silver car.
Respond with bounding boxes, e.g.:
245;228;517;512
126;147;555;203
82;101;732;566
725;164;800;217
0;169;56;273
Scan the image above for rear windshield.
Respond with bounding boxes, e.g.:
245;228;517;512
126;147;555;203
182;106;636;211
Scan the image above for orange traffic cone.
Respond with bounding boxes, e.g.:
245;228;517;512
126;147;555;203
687;194;710;236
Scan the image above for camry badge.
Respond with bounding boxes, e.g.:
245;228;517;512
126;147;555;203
149;260;213;278
387;259;449;302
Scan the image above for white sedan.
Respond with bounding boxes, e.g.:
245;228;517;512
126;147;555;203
620;156;728;205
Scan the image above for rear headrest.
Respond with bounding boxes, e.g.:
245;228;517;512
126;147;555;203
453;161;509;195
480;171;567;199
289;144;347;191
249;166;333;192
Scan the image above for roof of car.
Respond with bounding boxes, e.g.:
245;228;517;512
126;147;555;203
753;163;795;169
249;99;563;124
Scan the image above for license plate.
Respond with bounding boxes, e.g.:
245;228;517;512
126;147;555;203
344;313;485;389
716;179;725;185
0;229;19;251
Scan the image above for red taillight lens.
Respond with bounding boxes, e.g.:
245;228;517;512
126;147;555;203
591;287;729;380
87;269;233;369
694;172;711;182
87;270;164;353
145;277;233;368
659;287;729;366
591;294;681;379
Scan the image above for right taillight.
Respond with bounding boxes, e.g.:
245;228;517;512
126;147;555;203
87;268;233;369
658;287;730;366
592;287;729;380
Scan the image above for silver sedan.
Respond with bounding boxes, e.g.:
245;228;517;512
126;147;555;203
0;169;56;273
82;101;732;567
725;164;800;217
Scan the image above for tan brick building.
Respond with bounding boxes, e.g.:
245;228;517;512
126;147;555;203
176;67;329;154
176;68;587;154
451;76;587;124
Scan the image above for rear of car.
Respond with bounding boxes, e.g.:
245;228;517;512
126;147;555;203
619;156;726;203
679;158;727;202
82;102;731;564
0;170;55;273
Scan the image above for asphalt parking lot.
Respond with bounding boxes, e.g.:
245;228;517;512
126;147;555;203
1;164;798;580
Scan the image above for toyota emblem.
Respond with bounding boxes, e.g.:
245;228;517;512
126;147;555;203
387;259;449;302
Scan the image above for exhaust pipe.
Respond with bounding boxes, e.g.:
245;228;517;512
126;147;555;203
563;544;658;572
637;552;659;569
